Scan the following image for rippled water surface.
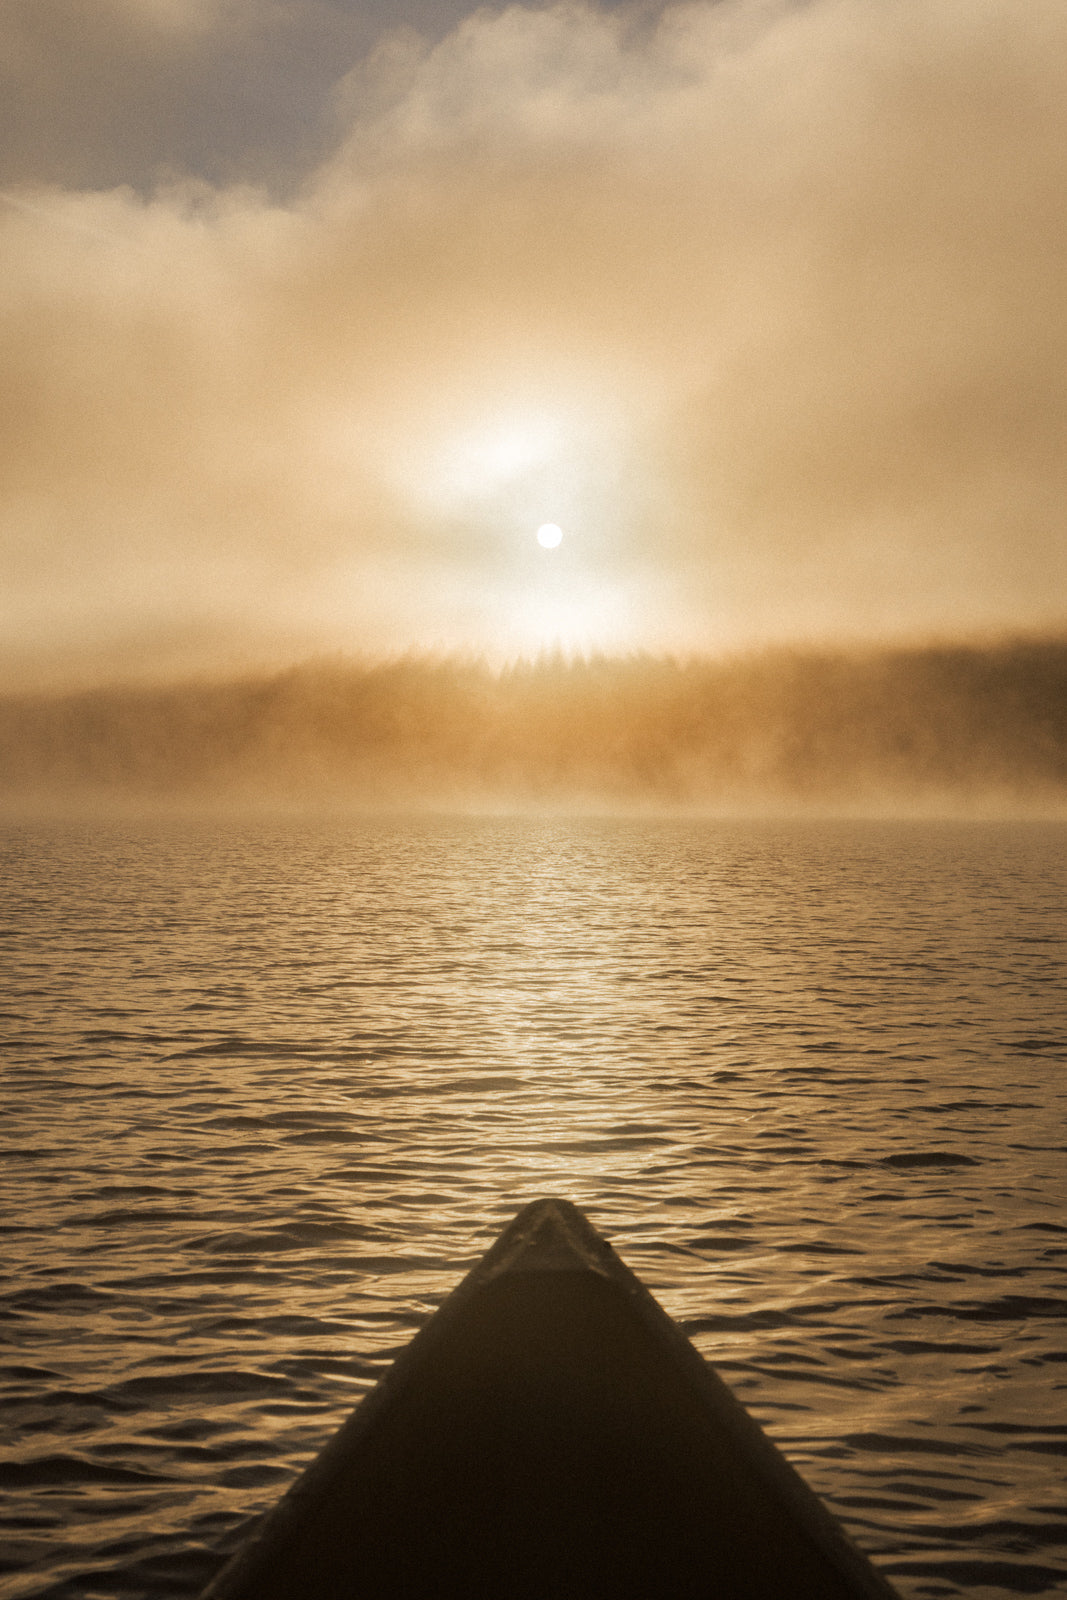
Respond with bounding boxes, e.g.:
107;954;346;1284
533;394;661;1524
1;816;1065;1599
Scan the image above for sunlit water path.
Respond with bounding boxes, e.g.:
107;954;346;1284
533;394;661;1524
1;817;1065;1598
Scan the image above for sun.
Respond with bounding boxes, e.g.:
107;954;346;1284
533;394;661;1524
361;384;658;654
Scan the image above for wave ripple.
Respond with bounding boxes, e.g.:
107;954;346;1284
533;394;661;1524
1;817;1065;1598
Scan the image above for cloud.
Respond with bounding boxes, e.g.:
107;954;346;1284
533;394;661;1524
1;0;1065;686
0;0;396;191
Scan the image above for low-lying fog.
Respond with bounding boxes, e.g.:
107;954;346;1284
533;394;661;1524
2;638;1063;816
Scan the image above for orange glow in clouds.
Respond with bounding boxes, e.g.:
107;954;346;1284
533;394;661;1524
1;0;1066;687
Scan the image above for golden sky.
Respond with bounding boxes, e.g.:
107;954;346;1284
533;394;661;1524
2;0;1065;686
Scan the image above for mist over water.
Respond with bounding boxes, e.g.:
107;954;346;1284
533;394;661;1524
1;815;1065;1598
1;638;1065;816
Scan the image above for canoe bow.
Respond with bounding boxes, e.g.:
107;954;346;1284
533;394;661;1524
201;1197;899;1599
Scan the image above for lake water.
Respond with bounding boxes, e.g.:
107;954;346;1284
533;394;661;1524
1;816;1065;1599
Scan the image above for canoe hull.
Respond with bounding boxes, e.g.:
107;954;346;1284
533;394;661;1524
202;1199;899;1599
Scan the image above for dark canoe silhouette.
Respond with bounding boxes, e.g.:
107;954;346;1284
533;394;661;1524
202;1199;899;1599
